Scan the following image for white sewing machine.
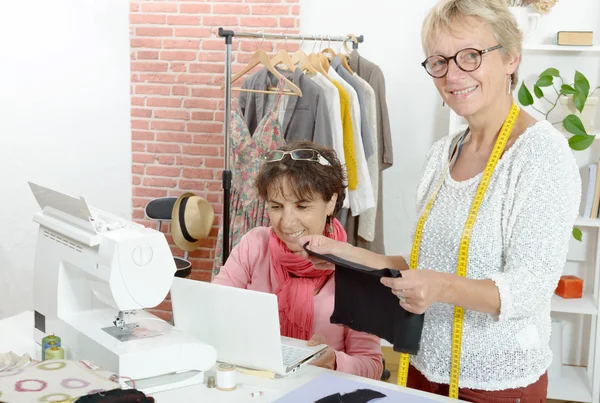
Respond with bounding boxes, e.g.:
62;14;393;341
29;182;217;393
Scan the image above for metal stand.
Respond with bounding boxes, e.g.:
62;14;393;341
217;27;363;265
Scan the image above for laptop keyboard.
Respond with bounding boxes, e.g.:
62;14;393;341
281;344;316;367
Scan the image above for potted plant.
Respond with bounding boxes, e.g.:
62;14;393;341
519;69;600;240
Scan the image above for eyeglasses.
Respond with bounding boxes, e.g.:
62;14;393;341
263;149;331;166
421;45;503;78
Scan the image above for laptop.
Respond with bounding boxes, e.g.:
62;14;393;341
170;278;328;376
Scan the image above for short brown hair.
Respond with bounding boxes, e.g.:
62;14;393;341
255;141;346;216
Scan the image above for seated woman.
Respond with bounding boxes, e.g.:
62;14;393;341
213;141;383;380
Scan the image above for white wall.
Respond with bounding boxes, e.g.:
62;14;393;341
0;1;132;319
300;0;600;256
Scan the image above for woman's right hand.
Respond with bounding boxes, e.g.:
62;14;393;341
298;235;353;270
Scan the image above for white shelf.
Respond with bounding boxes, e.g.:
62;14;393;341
523;44;600;52
547;365;592;402
552;293;597;315
575;217;600;227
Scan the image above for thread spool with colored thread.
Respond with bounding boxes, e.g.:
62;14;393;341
45;346;65;360
216;363;236;391
41;335;61;360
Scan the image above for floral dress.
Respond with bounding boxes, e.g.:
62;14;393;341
213;79;287;276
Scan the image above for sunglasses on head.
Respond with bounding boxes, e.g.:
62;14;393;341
263;149;332;166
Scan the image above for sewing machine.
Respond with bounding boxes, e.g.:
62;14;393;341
29;182;217;393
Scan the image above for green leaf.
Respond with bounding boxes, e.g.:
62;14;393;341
574;70;590;97
561;84;577;95
568;134;594;150
540;68;560;77
518;82;534;106
573;227;582;241
564;114;588;136
535;75;554;87
533;85;543;99
574;91;587;114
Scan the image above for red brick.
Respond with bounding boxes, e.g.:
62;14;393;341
143;177;178;188
131;119;150;130
280;17;296;28
131;2;140;12
189;270;212;282
180;3;211;13
183;168;214;179
177;156;204;166
176;74;213;85
135;84;170;95
155;298;172;312
132;130;155;141
155;109;190;120
133;153;155;163
132;197;150;208
151;120;186;132
215;111;224;122
133;208;146;220
201;39;226;51
193;134;223;144
240;17;278;27
146;166;182;177
131;96;145;106
147;143;182;154
192;259;215;270
164;39;200;50
158;155;176;165
132;165;145;175
252;5;289;14
291;5;299;14
148;310;172;322
131;62;169;72
183;99;218;110
139;73;176;83
133;175;142;185
134;185;169;197
137;50;159;60
206;181;223;192
167;15;201;26
160;51;196;61
172;86;189;96
156;132;192;143
174;28;212;38
141;3;178;12
191;87;222;98
179;179;204;190
206;193;220;204
147;97;182;107
204;157;224;168
131;38;162;49
130;14;166;25
213;4;250;14
202;16;239;27
182;145;220;156
191;111;214;121
170;63;187;73
136;27;173;37
189;248;211;259
198;52;225;62
187;122;222;133
240;40;275;52
189;63;224;74
132;108;153;118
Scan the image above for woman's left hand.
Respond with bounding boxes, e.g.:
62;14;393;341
380;269;448;314
307;334;336;370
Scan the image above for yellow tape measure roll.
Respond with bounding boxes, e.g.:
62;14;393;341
397;103;520;398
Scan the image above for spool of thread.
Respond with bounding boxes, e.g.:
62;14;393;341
216;363;236;391
41;335;61;360
45;346;65;360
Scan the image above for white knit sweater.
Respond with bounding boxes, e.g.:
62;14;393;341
408;120;581;390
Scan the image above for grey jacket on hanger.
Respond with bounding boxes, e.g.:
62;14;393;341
330;56;374;159
238;67;333;148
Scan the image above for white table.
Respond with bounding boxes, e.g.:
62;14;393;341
0;311;456;403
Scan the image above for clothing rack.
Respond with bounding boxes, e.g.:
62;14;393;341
217;27;364;265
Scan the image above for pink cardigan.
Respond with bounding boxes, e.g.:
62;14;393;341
212;227;384;380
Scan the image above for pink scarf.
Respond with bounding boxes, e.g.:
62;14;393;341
269;218;347;341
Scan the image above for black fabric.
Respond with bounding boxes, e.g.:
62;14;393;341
144;197;177;220
315;389;386;403
178;197;196;243
303;243;424;354
75;389;154;402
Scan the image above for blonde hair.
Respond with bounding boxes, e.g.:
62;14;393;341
421;0;522;90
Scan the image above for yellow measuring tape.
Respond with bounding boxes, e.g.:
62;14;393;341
397;103;520;398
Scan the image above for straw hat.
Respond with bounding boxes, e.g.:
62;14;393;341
171;192;214;252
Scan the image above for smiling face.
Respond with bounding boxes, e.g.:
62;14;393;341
428;16;517;119
267;175;337;253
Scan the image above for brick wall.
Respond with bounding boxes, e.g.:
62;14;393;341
130;1;300;322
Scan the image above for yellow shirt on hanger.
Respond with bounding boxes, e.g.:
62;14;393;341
331;80;358;190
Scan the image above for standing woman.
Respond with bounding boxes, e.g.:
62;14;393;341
300;0;581;401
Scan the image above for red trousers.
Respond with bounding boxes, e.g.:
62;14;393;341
407;365;548;403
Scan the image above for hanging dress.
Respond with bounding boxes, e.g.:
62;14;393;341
213;79;287;277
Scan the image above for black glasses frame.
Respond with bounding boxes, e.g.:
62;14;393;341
421;44;503;78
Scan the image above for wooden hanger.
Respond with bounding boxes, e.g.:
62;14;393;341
271;49;296;71
343;34;359;55
291;47;318;75
339;54;354;74
221;48;302;96
308;53;332;80
318;52;330;71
